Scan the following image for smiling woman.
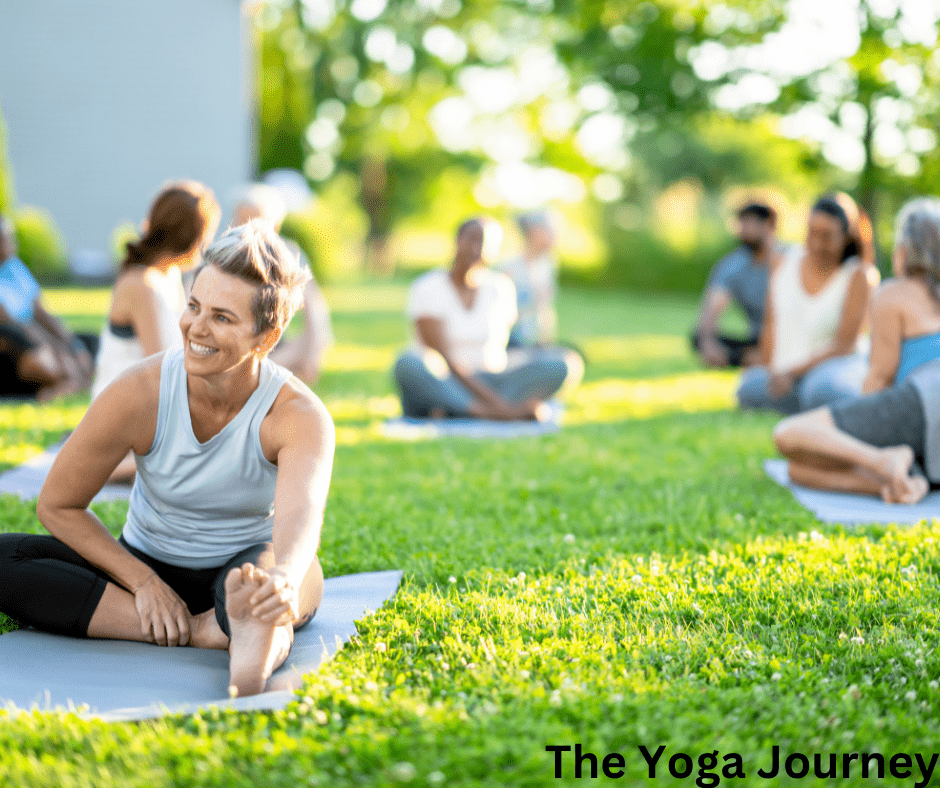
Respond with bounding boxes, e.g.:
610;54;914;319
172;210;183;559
0;220;335;698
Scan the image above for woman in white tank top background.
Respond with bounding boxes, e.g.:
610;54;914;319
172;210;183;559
736;195;877;414
92;181;221;481
0;222;334;698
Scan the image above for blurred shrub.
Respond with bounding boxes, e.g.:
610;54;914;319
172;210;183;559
13;206;69;283
110;221;139;267
280;211;325;283
562;222;736;295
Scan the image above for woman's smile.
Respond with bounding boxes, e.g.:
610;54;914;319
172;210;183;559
189;340;218;357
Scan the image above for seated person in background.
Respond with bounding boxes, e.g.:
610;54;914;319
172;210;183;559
393;218;579;420
0;215;94;401
863;197;940;393
692;202;778;368
92;181;220;480
737;195;876;414
230;184;333;385
499;209;558;348
498;209;584;385
772;197;940;505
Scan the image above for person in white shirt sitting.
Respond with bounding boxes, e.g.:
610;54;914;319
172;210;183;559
393;218;578;420
736;195;877;414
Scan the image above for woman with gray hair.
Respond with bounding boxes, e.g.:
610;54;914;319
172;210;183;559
0;220;335;698
773;197;940;504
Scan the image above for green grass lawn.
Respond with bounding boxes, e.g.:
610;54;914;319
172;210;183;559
2;284;940;787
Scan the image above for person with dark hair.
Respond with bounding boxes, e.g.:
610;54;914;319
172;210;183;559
91;182;220;479
736;194;875;414
393;218;579;420
92;182;220;400
692;202;779;368
0;220;333;698
0;215;94;400
771;197;940;504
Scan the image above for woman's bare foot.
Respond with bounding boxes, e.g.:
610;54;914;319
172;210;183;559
189;608;229;650
875;446;914;491
225;564;292;697
881;474;930;505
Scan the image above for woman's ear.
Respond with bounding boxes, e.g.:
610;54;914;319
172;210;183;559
255;326;282;356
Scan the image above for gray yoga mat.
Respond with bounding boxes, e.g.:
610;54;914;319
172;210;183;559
382;403;563;440
0;569;402;721
764;459;940;525
0;439;132;502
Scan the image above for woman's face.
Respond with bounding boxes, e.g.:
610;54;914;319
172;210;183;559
806;211;847;264
179;264;274;376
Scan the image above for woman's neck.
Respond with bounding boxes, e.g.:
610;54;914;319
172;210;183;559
188;356;262;415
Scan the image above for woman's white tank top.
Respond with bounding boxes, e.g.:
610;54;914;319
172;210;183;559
771;247;860;372
121;348;292;568
91;267;186;400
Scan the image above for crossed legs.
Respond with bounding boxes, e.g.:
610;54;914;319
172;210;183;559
773;408;929;504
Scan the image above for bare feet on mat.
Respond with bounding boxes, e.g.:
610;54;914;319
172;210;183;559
226;564;292;697
881;474;930;505
189;608;229;651
874;446;927;504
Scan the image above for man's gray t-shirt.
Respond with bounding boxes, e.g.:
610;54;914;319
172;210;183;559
706;246;769;337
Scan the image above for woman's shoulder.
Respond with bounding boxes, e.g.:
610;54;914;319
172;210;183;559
262;374;334;452
92;351;165;411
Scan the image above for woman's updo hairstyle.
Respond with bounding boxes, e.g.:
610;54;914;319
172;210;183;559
894;196;940;300
122;181;220;272
811;193;874;265
199;219;311;336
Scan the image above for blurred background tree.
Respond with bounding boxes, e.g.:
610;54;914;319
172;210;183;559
2;0;938;289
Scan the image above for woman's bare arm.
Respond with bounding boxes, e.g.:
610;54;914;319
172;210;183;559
36;359;160;590
414;316;514;413
250;383;336;623
863;284;904;394
786;266;872;379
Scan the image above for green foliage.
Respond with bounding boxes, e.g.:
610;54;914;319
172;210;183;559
0;108;15;216
13;206;69;283
585;225;736;294
280;210;326;283
0;283;937;785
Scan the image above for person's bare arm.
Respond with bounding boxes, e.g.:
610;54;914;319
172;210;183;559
247;385;336;624
31;300;74;348
863;285;903;394
35;356;192;645
790;267;870;378
695;287;733;367
757;288;775;368
414;316;515;413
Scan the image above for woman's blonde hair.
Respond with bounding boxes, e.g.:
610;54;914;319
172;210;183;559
199;219;311;336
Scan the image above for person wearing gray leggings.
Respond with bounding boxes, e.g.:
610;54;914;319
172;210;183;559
393;218;581;420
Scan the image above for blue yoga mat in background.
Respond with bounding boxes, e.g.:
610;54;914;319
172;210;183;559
764;459;940;526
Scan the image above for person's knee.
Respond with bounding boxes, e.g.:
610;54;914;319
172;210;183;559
772;416;801;456
736;370;766;408
800;381;857;412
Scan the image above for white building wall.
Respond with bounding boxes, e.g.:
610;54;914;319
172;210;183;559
0;0;252;272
